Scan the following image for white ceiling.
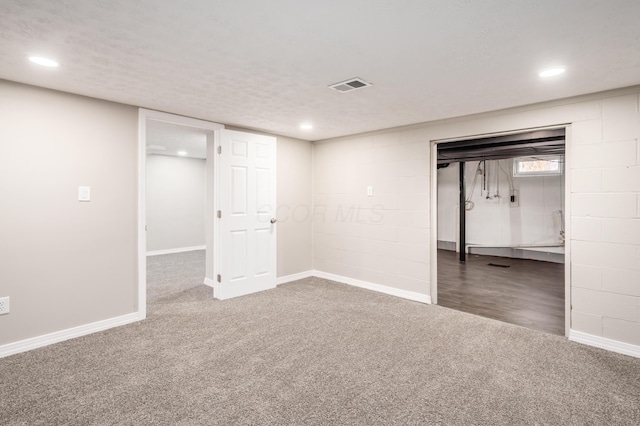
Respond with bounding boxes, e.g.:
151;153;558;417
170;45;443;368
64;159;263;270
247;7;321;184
2;1;640;141
146;120;207;159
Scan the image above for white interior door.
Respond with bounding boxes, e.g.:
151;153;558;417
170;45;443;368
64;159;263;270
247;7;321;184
215;129;277;300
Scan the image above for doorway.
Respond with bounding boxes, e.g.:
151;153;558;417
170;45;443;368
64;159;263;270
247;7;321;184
138;109;223;317
145;119;210;305
432;128;568;335
137;110;279;317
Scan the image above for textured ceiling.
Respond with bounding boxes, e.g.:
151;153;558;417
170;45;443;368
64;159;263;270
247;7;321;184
147;120;207;159
1;1;640;140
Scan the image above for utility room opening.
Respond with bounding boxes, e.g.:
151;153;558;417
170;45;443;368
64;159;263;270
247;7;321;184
435;129;566;335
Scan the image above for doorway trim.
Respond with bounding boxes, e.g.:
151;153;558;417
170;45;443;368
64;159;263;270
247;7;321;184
137;109;224;319
430;124;572;336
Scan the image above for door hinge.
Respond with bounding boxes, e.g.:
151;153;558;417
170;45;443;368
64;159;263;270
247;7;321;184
217;274;221;283
217;146;222;154
217;210;222;218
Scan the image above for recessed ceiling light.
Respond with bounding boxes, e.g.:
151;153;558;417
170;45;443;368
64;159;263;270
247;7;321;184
300;123;313;130
539;67;566;78
28;56;59;67
177;150;188;156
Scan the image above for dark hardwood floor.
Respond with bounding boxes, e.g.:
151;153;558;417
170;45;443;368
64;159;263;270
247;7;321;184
437;249;565;335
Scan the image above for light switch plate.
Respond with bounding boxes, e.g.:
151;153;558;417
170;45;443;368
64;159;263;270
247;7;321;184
78;186;91;202
0;297;9;315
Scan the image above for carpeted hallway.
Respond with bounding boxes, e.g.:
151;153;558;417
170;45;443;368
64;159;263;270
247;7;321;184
1;251;639;425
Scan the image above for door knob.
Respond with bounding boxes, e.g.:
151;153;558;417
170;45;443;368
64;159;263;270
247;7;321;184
270;218;277;224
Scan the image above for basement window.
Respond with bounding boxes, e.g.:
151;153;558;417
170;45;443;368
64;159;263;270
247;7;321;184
513;155;563;177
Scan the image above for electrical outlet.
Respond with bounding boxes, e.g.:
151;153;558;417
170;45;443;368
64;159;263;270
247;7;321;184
509;190;519;208
0;297;9;315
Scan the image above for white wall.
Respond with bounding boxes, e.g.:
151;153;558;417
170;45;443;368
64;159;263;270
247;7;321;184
313;132;431;295
570;94;640;346
313;87;640;350
146;155;206;252
0;82;314;353
0;80;138;346
276;135;313;277
437;159;564;248
2;78;637;355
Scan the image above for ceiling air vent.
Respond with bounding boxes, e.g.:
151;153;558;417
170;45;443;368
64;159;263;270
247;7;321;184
328;78;372;93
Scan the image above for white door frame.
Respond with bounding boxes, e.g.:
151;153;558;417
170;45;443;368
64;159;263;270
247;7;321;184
137;109;224;318
430;125;572;336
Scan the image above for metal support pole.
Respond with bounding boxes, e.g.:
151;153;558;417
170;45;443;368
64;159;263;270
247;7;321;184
459;162;466;262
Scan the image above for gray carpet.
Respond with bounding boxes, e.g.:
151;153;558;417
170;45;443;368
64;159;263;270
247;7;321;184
1;250;639;425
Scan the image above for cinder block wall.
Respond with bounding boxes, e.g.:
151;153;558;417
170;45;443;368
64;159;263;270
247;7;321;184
314;88;640;349
570;94;640;345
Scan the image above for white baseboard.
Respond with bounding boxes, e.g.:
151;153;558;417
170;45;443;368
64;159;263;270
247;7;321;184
146;245;205;256
0;311;144;358
276;270;314;285
204;271;313;289
312;270;432;304
569;330;640;359
6;277;638;361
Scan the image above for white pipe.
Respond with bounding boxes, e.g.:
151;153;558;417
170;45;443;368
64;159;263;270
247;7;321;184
455;203;460;253
465;243;565;253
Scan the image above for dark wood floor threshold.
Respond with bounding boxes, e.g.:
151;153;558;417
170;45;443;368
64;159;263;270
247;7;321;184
437;249;565;336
